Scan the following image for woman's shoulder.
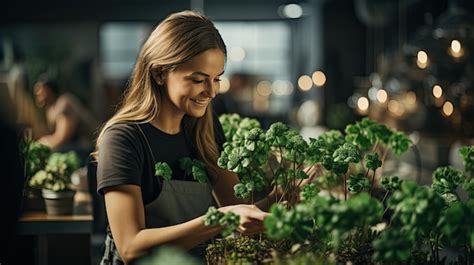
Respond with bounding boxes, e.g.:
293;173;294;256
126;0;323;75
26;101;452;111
102;122;143;145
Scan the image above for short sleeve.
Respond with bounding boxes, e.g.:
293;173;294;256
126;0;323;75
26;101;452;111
96;124;144;195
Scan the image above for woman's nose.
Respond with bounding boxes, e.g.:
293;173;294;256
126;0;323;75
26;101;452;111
204;81;217;98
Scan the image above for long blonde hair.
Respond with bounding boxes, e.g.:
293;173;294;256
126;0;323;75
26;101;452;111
94;10;227;181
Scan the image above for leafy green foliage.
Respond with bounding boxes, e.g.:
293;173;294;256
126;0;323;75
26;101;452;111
463;178;474;199
23;141;51;180
179;157;208;183
300;183;320;202
381;176;402;192
344;118;379;150
218;126;269;200
29;151;80;191
331;143;361;174
264;203;314;241
209;114;474;264
431;166;464;200
318;193;383;241
364;153;382;171
265;122;292;148
347;173;370;193
439;200;474;247
306;130;346;172
372;229;412;263
154;162;172;181
204;206;240;237
388;181;446;236
284;134;308;164
388;132;412;156
460;145;474;176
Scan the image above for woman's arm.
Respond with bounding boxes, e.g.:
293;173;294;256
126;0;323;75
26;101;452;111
105;184;268;264
38;114;78;149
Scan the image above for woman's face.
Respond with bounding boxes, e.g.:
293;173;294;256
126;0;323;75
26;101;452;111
161;48;225;118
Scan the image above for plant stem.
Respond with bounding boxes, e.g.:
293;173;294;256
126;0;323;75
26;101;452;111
369;169;377;196
436;234;439;264
344;174;347;201
381;191;389;205
371;140;379;154
381;148;389;163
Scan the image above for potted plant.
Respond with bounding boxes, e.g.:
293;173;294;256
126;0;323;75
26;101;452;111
20;136;51;212
29;151;80;215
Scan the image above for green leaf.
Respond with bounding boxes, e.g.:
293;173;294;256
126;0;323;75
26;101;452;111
365;152;382;171
155;162;172;181
348;173;370;193
388;132;412;156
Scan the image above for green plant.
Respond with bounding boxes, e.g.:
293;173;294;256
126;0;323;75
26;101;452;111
204;206;240;237
205;114;474;264
154;158;210;183
20;138;51;188
180;158;208;183
206;116;413;262
29;151;80;191
154;162;172;181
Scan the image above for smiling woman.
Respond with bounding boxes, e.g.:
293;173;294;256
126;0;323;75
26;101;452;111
157;49;225;124
92;10;270;265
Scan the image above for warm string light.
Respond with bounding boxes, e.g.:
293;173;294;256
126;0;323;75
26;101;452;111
442;101;454;117
376;89;388;103
388;99;405;116
272;80;293;96
357;97;369;113
312;71;326;87
406;91;417;105
432;85;443;98
256;81;272;97
417;50;428;69
298;75;313;91
449;39;464;58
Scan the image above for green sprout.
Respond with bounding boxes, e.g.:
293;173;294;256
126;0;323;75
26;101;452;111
154;162;172;181
180;157;208;183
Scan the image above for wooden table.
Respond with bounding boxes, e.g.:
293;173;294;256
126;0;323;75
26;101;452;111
17;212;93;265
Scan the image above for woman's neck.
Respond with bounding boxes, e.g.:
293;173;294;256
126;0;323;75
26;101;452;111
151;100;185;134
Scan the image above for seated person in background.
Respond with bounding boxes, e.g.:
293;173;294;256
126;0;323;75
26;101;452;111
34;74;98;154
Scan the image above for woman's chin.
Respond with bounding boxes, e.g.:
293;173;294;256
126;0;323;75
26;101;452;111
186;109;207;118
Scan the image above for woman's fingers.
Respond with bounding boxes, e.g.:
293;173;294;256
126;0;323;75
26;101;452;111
239;220;266;235
246;209;269;221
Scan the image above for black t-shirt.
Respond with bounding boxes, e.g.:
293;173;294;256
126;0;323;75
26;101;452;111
96;114;226;204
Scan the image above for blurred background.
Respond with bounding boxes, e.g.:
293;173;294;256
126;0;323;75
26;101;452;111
1;0;474;263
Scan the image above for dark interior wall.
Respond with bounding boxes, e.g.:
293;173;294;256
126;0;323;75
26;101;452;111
321;0;366;126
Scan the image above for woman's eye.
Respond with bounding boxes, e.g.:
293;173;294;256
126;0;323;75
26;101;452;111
215;79;222;82
192;80;205;84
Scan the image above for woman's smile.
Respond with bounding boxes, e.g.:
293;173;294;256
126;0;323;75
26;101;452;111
190;97;211;107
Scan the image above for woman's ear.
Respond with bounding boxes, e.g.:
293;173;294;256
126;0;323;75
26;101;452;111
151;70;165;85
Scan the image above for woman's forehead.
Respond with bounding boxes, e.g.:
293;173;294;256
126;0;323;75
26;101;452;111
175;49;225;76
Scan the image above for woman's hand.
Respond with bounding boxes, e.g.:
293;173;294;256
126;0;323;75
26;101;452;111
299;163;320;187
218;204;269;236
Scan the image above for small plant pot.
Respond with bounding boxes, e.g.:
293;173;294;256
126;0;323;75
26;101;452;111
42;189;76;215
22;188;46;212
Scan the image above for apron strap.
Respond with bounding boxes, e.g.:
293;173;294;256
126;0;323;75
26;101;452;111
134;123;161;186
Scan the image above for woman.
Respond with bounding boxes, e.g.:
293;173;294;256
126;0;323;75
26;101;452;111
94;11;271;264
